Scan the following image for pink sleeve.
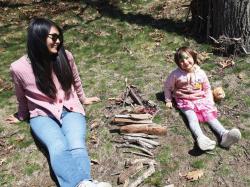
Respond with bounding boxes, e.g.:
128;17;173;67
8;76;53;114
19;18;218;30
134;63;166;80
10;66;29;120
66;51;86;103
202;70;214;104
164;72;176;102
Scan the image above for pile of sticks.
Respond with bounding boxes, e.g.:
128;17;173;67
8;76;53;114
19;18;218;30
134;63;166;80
108;83;166;186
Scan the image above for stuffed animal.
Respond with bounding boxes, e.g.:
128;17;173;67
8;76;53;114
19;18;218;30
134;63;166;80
213;87;225;101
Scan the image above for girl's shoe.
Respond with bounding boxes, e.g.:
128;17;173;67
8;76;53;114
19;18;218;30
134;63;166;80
220;128;241;148
77;180;112;187
77;180;95;187
197;135;216;151
93;180;112;187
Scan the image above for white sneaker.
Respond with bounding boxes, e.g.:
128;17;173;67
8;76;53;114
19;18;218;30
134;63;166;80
77;180;112;187
197;135;216;151
93;181;112;187
77;180;96;187
220;128;241;148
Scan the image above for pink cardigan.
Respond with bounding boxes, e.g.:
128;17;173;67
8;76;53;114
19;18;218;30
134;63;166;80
10;51;86;122
164;65;217;122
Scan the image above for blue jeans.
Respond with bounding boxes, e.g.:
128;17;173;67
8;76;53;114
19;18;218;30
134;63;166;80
29;108;91;187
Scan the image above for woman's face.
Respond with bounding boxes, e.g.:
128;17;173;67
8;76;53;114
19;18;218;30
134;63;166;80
46;26;61;54
178;52;194;72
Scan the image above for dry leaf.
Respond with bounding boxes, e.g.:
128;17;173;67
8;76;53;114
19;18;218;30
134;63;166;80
237;72;245;80
184;169;204;181
197;52;211;64
0;158;7;166
218;59;235;69
90;121;100;130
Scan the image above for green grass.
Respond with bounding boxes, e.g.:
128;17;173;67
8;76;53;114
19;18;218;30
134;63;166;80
24;163;41;176
1;1;250;186
191;159;206;169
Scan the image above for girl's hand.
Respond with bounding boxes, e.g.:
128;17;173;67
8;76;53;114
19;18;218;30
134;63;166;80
83;97;101;105
165;101;173;109
5;114;20;124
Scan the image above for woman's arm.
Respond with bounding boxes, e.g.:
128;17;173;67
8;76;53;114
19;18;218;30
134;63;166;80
10;66;29;121
66;51;87;103
67;51;100;104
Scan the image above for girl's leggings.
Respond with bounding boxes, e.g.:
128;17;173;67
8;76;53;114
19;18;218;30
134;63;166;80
182;109;226;138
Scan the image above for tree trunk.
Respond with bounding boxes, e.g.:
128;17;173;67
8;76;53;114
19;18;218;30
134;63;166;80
191;0;250;55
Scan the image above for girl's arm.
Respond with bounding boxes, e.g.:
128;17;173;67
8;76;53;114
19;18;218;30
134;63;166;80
164;72;175;103
202;71;214;104
10;66;29;121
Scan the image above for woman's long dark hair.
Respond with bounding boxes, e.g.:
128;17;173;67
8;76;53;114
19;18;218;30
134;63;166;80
27;18;73;99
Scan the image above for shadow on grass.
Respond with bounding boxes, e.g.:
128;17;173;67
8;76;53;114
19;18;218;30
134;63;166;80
84;0;190;36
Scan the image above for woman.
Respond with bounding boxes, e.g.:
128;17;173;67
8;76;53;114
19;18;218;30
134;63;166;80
6;18;111;187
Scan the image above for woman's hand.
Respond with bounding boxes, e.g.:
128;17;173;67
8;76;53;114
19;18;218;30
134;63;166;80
83;97;101;105
5;114;20;124
165;101;173;109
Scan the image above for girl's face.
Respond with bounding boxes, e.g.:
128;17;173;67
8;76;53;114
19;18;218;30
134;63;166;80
178;52;194;72
46;26;61;54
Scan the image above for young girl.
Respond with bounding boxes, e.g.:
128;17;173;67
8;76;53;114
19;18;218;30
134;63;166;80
6;18;111;187
164;47;241;151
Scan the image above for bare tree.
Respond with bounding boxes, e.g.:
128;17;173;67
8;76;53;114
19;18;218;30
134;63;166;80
191;0;250;55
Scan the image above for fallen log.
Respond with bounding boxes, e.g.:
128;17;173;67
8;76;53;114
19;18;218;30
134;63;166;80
120;124;167;136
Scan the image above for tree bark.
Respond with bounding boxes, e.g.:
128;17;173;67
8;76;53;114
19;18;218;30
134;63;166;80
191;0;250;55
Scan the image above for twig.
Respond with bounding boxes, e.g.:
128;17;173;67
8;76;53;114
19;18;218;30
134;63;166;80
121;133;158;139
209;36;220;44
241;145;250;160
241;46;250;55
123;136;160;146
116;144;153;156
0;130;20;139
124;139;155;149
129;160;156;187
118;162;143;184
129;87;144;106
220;176;230;187
123;151;154;158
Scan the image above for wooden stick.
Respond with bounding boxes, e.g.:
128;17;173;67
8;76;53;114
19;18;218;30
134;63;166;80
124;136;160;146
129;87;144;106
121;133;158;139
114;113;153;120
124;139;155;149
118;162;143;184
129;161;156;187
112;118;153;124
120;124;167;136
123;151;154;158
116;144;153;156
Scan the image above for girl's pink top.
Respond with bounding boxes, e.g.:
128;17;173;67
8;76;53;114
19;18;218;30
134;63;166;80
164;65;217;122
10;50;86;122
